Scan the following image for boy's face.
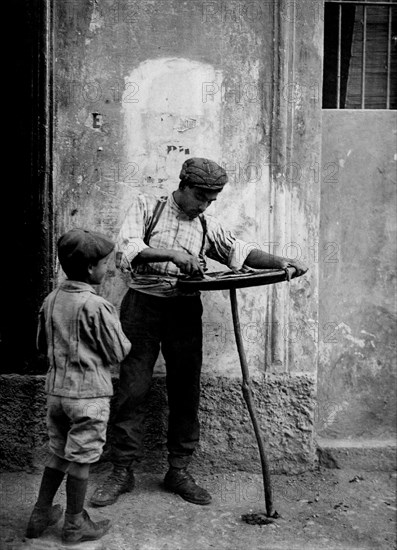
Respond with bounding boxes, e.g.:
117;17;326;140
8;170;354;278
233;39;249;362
88;253;112;285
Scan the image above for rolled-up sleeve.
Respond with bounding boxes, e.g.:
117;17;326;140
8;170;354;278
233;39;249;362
205;217;258;271
115;195;150;271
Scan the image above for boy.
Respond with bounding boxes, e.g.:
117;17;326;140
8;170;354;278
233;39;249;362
26;228;131;544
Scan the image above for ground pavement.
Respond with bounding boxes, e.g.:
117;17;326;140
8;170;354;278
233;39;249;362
0;464;396;550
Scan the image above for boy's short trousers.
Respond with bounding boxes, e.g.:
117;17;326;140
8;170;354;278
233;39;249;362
47;395;110;464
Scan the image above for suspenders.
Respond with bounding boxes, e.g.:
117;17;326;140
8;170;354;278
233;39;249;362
144;196;207;259
143;196;167;245
197;214;207;260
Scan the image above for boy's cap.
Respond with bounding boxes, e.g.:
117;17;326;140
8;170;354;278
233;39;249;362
179;157;228;190
58;228;114;270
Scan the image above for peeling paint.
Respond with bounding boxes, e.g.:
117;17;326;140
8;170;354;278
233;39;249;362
122;57;223;191
336;322;366;348
174;118;197;132
89;3;104;33
360;329;376;338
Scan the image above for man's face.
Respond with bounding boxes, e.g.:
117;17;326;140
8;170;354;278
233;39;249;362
178;186;221;218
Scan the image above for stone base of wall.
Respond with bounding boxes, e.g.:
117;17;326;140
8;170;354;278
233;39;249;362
316;438;397;471
0;373;317;474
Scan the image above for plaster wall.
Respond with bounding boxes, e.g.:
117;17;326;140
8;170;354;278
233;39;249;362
2;1;394;474
53;0;321;381
54;0;278;378
318;110;397;442
0;0;324;472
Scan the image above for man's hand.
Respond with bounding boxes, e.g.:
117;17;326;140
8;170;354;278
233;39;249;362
170;251;205;277
245;249;309;280
277;258;309;281
137;247;204;277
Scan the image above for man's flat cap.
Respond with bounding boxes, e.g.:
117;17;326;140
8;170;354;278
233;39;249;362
179;157;228;190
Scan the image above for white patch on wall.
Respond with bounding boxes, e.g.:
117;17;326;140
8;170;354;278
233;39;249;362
121;57;223;193
89;3;104;32
336;322;366;348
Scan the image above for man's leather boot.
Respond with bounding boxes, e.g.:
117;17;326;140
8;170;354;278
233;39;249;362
163;467;212;505
25;503;63;538
61;508;111;544
89;465;135;507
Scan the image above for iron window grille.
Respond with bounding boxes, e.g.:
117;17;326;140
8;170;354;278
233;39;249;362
323;0;397;108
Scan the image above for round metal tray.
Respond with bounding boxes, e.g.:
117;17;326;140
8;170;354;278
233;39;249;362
177;268;299;291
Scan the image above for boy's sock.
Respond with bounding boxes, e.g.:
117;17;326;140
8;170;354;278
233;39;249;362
36;467;65;508
66;475;89;515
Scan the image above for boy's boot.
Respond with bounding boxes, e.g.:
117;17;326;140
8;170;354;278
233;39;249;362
25;467;65;538
163;467;212;505
62;508;111;544
90;464;135;507
26;504;63;538
62;474;111;543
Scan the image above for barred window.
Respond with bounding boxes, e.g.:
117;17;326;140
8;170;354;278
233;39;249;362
323;0;397;108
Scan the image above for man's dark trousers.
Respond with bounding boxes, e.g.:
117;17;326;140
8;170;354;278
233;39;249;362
111;289;203;469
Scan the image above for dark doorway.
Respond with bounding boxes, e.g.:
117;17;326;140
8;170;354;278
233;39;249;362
2;0;54;374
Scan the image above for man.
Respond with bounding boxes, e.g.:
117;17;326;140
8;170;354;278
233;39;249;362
90;157;308;507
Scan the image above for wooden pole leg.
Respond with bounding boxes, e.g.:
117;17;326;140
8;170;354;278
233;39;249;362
230;287;274;517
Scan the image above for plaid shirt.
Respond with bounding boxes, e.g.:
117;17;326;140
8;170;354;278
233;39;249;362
116;192;255;296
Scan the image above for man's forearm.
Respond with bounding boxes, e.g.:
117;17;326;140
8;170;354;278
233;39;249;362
244;249;309;278
244;249;288;269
